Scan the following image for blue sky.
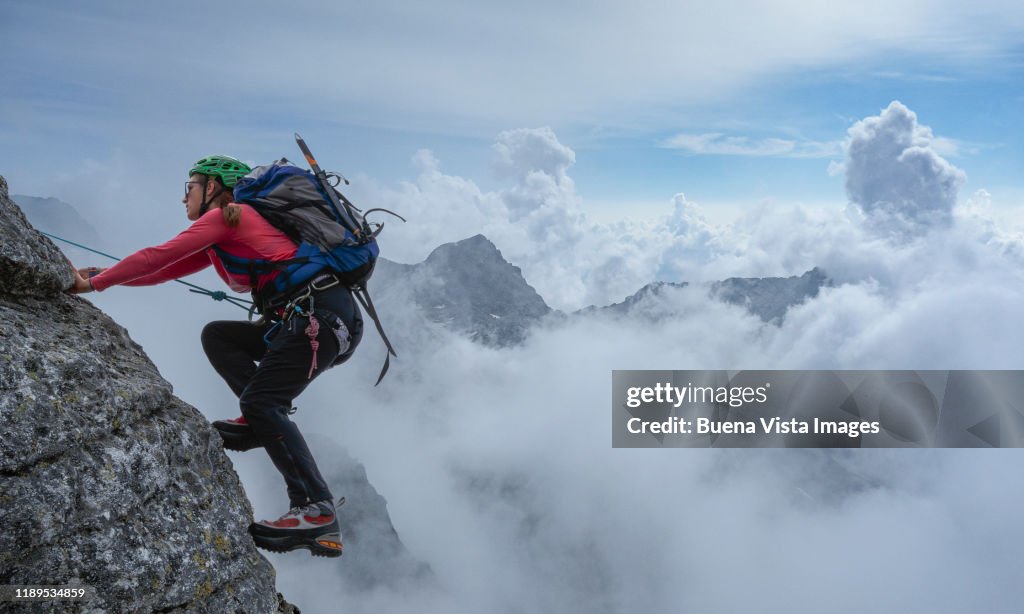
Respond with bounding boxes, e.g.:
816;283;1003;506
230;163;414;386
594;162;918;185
2;0;1022;228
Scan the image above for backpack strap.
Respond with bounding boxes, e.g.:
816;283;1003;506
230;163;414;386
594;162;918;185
351;282;397;386
212;246;264;289
212;246;316;296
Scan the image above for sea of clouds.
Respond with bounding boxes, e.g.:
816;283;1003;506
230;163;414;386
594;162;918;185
76;101;1024;613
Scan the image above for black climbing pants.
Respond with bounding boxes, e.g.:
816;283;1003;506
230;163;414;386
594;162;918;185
201;284;363;508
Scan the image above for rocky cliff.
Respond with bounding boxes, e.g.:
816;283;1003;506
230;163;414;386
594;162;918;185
0;175;289;613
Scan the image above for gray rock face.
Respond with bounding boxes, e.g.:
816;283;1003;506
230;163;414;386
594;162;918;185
711;267;831;323
374;234;552;346
0;177;73;298
0;176;285;613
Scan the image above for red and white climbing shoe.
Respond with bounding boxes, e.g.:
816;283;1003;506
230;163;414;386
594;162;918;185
249;499;344;558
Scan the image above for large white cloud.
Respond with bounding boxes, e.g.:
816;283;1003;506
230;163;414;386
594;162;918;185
491;128;576;184
844;101;967;240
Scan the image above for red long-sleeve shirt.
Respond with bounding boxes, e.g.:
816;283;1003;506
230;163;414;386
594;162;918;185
90;205;298;293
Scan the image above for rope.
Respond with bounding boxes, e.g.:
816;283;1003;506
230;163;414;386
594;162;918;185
39;230;253;311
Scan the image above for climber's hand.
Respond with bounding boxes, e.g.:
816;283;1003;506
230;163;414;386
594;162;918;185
77;266;105;278
68;266;94;294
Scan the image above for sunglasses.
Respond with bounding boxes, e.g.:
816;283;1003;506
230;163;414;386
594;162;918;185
185;180;206;196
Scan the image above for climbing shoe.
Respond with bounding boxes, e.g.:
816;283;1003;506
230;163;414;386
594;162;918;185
249;499;344;558
212;416;260;452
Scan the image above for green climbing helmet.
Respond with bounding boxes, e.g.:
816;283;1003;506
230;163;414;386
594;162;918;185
188;155;251;188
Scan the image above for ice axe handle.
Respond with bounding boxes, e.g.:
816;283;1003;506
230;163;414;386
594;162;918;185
294;133;322;174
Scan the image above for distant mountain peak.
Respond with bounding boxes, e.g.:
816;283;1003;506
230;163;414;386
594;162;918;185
576;281;690;317
374;234;551;346
377;232;834;345
711;268;832;323
424;234;509;268
577;268;830;324
450;233;496;251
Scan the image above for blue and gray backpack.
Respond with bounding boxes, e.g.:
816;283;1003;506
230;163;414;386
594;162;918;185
218;149;402;383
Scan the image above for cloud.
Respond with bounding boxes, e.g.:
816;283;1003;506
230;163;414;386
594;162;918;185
371;128;653;309
662;133;842;158
843;101;967;240
271;282;1024;613
652;193;721;281
491;127;576;181
6;1;1024;138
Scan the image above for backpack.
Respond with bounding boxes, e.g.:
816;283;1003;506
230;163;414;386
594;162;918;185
217;142;401;384
223;160;377;294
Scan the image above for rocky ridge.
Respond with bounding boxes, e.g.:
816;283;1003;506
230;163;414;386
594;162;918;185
372;235;830;344
0;175;286;613
711;267;831;323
